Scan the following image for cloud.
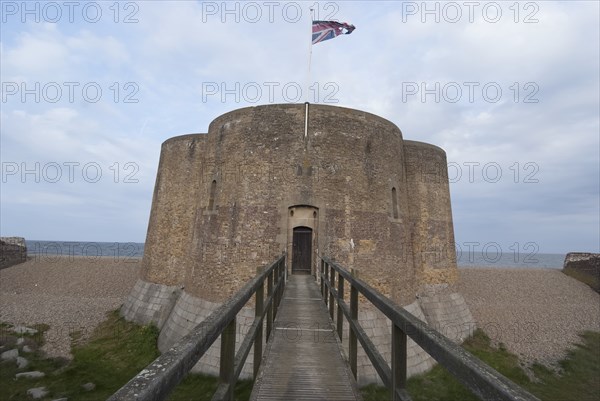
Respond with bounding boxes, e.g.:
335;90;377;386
0;1;598;252
2;23;131;83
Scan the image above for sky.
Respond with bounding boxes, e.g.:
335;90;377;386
1;1;598;255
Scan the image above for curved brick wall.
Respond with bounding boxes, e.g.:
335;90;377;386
153;104;420;304
142;134;206;286
404;140;458;287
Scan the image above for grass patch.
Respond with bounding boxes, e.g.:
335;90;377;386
361;329;600;401
167;373;253;401
0;311;253;401
3;313;597;401
1;311;159;401
526;331;600;401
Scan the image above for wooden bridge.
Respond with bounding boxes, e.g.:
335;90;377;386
250;274;361;400
109;255;540;401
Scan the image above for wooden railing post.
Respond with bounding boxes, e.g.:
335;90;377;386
392;323;407;400
280;258;285;296
329;265;335;319
254;268;264;379
320;259;325;298
337;272;344;341
274;261;281;318
267;270;273;339
277;259;282;302
324;262;329;307
349;268;359;379
220;317;236;401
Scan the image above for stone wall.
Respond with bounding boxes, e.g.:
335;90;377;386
122;104;473;384
0;237;27;269
404;141;458;289
137;104;425;304
563;252;600;292
141;135;206;287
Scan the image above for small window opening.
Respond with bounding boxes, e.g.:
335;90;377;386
208;180;217;210
392;187;399;219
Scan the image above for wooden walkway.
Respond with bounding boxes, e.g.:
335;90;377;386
250;275;362;401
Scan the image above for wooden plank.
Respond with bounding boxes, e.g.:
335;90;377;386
251;275;362;401
336;274;344;341
392;324;407;401
219;317;236;401
254;279;264;379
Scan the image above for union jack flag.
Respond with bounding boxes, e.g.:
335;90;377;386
312;20;355;45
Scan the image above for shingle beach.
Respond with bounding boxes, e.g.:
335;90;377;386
1;256;598;369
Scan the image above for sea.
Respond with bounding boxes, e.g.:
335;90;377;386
25;240;566;269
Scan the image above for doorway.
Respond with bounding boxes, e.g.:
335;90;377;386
292;227;312;274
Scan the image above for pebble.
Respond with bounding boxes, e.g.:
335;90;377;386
22;345;33;353
16;356;28;369
27;387;49;399
0;256;140;359
1;348;18;361
12;325;38;335
16;371;45;379
458;268;600;366
81;382;96;391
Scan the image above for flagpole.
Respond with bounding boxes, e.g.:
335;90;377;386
305;8;314;104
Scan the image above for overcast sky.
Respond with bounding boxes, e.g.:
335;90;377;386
1;1;598;255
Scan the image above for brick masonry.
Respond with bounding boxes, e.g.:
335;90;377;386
121;104;475;383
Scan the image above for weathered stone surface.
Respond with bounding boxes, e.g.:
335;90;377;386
16;371;45;379
22;345;34;353
1;348;18;361
136;105;457;305
563;252;600;292
12;325;37;335
122;104;471;384
16;356;29;369
0;237;27;269
157;288;258;378
120;279;181;329
27;387;49;399
82;382;96;391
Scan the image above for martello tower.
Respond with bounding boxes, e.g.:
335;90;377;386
122;104;473;384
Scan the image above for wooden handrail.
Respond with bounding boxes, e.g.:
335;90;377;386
109;255;286;401
318;256;540;401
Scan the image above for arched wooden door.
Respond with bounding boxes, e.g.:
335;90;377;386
292;227;312;274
